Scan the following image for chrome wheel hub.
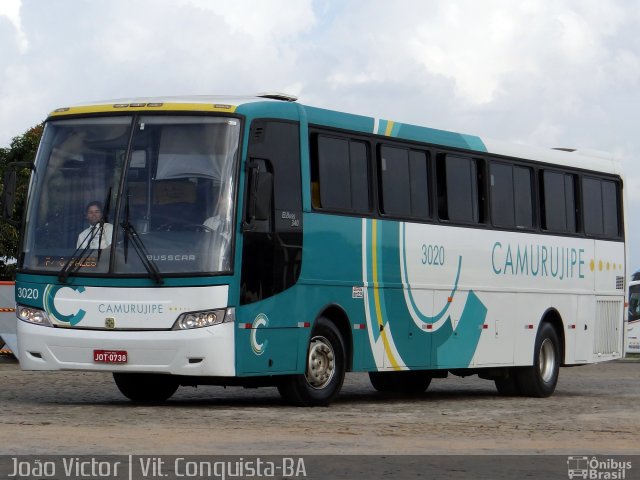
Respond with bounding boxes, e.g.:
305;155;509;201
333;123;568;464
306;336;335;389
539;338;556;383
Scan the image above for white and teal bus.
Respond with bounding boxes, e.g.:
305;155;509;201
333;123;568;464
9;94;626;405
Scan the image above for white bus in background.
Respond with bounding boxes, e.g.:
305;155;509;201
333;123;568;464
628;273;640;354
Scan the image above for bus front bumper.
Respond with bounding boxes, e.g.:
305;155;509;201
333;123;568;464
17;320;235;376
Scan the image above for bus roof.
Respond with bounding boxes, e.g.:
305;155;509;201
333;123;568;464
47;94;278;117
48;94;623;177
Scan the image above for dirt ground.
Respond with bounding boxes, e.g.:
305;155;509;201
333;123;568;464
1;354;638;456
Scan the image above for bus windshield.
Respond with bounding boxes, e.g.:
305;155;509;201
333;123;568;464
21;115;241;277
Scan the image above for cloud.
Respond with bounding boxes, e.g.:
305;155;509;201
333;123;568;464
0;0;27;51
177;0;316;39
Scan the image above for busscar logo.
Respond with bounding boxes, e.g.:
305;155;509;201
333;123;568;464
567;456;632;479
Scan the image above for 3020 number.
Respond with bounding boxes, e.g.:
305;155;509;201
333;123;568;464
17;287;39;300
421;244;445;266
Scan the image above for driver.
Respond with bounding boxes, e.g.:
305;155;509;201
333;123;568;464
77;201;113;249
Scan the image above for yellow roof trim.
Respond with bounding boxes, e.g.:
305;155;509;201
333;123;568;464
49;102;238;117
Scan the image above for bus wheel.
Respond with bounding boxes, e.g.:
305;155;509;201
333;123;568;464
277;317;345;406
494;369;521;396
517;322;560;397
113;372;179;403
369;370;431;394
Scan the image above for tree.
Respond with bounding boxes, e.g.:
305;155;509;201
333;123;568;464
0;123;44;280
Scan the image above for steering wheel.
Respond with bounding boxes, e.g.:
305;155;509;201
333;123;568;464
174;223;213;233
153;223;174;232
177;223;214;233
153;223;214;233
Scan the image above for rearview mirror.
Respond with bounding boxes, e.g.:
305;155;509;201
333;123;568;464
243;160;273;233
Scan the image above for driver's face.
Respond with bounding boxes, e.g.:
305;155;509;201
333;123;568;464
86;206;102;225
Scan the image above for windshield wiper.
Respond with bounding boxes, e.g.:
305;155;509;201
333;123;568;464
58;188;113;283
121;194;164;285
58;227;101;283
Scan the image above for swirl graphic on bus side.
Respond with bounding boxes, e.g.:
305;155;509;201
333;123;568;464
250;313;269;355
44;285;87;326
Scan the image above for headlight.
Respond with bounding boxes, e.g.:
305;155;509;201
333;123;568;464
172;307;235;330
17;305;52;327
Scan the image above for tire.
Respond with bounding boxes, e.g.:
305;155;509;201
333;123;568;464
277;317;346;406
113;372;179;403
494;369;521;396
369;370;432;394
516;322;561;397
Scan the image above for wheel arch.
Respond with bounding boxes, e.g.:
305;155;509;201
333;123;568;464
314;303;353;372
540;307;566;365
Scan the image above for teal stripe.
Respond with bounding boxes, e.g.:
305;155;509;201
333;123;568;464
16;273;231;288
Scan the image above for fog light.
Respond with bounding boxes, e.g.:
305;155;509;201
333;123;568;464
17;305;52;327
172;308;234;330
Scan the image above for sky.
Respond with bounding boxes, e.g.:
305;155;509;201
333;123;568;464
1;0;639;271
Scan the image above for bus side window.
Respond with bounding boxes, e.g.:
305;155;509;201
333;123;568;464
490;162;533;229
378;145;430;220
582;176;621;239
311;133;371;214
541;170;577;233
437;154;484;224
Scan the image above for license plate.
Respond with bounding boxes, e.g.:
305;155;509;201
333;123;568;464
93;350;128;363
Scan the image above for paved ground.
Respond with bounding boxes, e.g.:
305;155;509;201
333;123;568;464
1;354;638;457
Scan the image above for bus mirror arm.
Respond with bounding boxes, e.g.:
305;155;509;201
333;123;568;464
242;162;273;234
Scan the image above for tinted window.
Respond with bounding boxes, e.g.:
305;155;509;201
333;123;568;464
583;177;604;235
379;146;411;216
438;155;480;223
491;162;533;229
315;135;370;213
350;142;370;213
490;163;514;227
564;175;576;232
409;150;430;218
513;166;533;228
317;136;351;210
602;180;619;237
542;171;576;233
379;146;430;219
583;177;619;238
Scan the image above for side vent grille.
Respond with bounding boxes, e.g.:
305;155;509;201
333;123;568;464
594;299;622;355
251;125;265;143
616;276;624;290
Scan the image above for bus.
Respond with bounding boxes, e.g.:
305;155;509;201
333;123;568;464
628;276;640;353
7;94;626;406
